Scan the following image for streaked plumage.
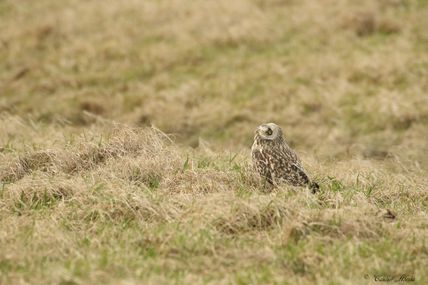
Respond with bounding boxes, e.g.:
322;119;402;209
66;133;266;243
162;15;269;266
251;123;319;193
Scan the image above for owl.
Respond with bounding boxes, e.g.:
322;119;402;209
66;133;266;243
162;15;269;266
251;123;319;193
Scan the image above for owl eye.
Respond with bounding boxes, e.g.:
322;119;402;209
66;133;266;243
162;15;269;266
266;128;273;135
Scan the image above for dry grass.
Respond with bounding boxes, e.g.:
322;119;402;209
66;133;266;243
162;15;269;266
1;0;428;284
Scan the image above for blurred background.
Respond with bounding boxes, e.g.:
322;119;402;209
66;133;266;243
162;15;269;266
1;0;427;168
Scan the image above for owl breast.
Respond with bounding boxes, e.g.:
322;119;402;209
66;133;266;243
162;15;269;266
251;137;310;187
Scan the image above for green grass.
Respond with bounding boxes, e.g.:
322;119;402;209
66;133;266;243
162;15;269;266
1;0;428;284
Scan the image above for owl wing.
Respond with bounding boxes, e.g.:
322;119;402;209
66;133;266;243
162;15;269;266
283;142;303;166
276;145;311;187
274;160;310;187
289;162;310;186
251;148;273;184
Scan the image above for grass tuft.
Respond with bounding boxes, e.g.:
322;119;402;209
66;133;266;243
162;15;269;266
0;0;427;283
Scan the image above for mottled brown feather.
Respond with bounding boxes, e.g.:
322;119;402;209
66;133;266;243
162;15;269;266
251;123;318;192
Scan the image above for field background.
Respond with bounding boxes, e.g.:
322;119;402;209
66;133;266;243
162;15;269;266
1;0;428;284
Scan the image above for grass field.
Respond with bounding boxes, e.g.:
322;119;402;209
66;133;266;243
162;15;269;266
1;0;428;284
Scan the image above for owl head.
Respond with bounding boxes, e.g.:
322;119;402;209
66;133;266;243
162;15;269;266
255;123;283;141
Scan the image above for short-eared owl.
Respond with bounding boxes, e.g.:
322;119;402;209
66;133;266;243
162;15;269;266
251;123;319;193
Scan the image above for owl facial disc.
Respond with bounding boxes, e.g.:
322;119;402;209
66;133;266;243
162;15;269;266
256;123;281;140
